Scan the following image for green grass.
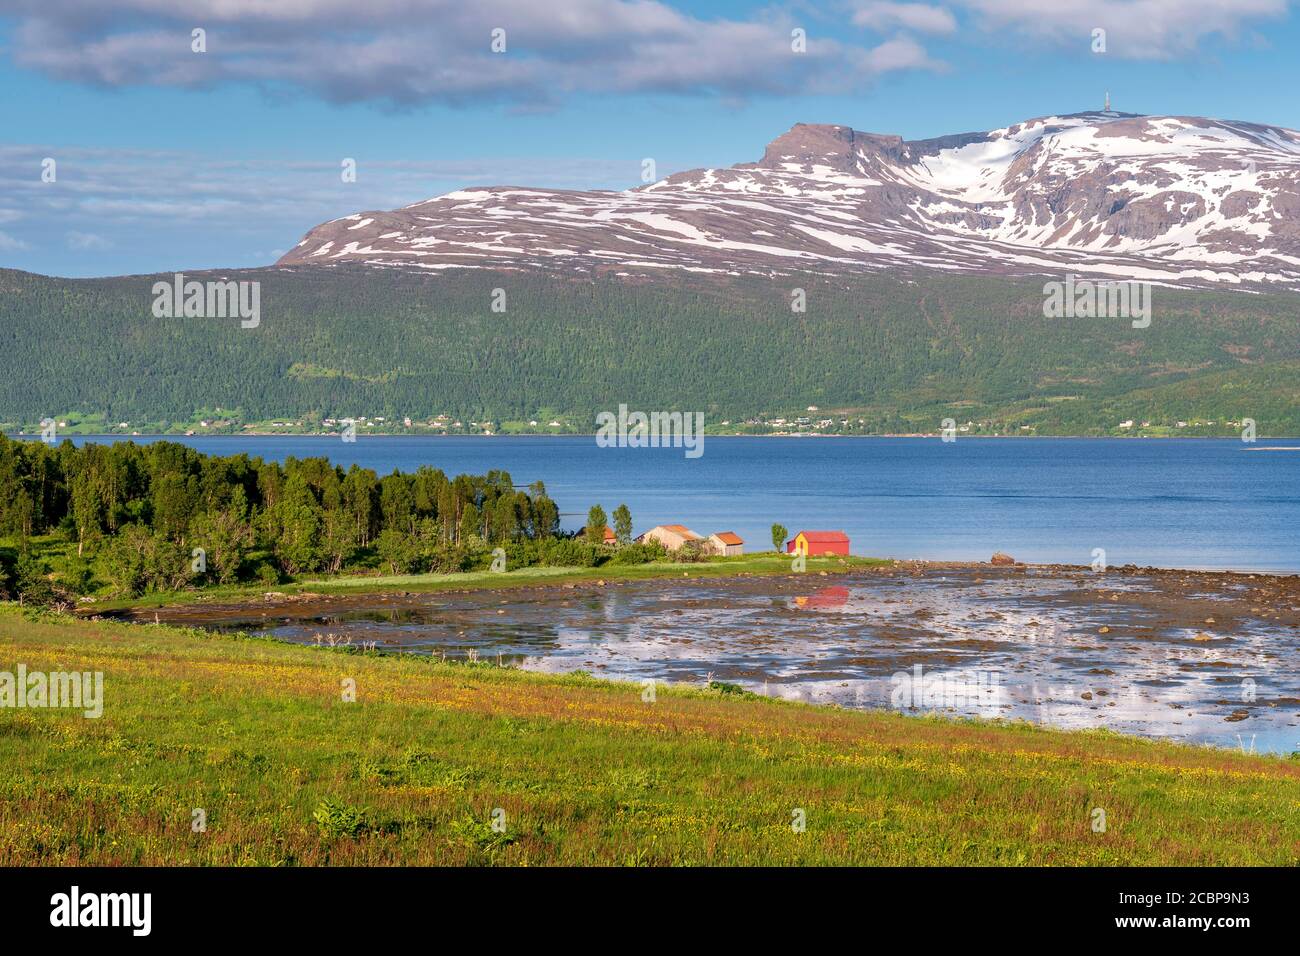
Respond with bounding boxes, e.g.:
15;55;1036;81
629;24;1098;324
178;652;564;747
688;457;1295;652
302;553;885;591
2;603;1298;865
83;552;888;611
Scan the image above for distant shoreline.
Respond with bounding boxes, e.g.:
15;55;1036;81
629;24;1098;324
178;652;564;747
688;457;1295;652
10;431;1299;442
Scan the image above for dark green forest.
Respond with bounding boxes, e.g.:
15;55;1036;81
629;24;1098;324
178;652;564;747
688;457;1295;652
2;265;1299;434
0;434;655;604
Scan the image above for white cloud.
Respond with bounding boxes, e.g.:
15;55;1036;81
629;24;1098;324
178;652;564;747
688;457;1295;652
66;230;111;250
0;143;683;272
858;35;946;72
951;0;1291;59
2;0;942;107
851;3;958;34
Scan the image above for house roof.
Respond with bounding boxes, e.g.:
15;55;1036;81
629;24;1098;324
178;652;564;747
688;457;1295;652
795;530;850;542
711;531;743;545
660;524;702;538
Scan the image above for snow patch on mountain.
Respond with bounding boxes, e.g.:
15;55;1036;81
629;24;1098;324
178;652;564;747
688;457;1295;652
278;112;1300;290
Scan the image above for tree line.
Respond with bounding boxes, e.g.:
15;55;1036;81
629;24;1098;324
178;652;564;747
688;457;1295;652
0;435;630;602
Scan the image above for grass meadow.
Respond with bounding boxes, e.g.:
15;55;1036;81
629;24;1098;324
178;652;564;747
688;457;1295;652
2;603;1298;865
81;551;890;611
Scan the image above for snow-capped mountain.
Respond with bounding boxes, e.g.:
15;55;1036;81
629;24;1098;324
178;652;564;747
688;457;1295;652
278;112;1300;289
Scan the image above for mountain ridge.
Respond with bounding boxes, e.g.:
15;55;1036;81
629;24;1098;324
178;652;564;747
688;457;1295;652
278;110;1300;290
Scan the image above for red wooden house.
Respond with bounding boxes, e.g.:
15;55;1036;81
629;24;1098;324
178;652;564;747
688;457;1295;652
786;530;850;556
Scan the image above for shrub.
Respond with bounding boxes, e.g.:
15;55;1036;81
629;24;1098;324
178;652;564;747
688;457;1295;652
375;528;420;574
608;542;667;565
707;680;753;697
426;544;474;574
58;555;97;595
14;553;56;606
450;814;517;852
673;540;708;563
499;540;542;570
539;538;603;568
312;799;370;838
254;561;282;586
100;527;150;597
99;525;191;596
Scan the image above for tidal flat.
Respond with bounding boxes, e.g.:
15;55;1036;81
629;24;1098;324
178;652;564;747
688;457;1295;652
127;563;1300;754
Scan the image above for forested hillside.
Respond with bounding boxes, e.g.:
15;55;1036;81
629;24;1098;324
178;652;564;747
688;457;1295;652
3;265;1299;435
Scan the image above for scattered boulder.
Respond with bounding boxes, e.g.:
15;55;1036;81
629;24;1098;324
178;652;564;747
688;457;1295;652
990;552;1016;566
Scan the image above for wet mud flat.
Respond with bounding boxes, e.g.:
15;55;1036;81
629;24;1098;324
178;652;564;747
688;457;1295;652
124;563;1300;753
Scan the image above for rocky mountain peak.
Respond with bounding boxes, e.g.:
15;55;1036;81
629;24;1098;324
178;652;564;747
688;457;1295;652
754;123;908;173
278;111;1300;291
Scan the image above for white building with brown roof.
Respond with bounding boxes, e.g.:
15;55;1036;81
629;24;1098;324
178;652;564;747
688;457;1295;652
635;524;703;551
706;531;744;556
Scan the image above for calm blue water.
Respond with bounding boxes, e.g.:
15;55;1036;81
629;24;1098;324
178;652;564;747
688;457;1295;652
67;435;1300;571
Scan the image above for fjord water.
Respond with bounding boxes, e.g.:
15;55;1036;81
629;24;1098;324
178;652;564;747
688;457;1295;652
73;435;1300;571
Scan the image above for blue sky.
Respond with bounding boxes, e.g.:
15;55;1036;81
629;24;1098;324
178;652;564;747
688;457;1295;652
2;0;1299;277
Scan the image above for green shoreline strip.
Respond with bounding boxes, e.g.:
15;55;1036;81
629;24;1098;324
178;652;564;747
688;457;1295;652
91;553;888;612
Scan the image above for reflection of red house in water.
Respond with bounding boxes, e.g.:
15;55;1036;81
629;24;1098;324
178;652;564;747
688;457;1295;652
795;585;849;609
786;530;850;556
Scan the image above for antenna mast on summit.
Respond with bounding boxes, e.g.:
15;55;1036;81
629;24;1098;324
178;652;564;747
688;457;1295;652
1104;91;1111;112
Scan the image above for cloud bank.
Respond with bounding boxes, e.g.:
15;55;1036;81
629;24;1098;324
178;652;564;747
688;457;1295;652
2;0;941;108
